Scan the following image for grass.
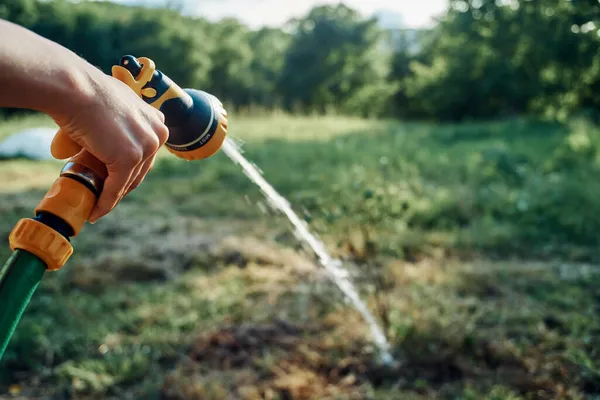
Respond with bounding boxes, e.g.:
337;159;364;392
0;112;599;399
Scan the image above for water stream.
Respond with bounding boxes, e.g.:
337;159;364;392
221;137;394;364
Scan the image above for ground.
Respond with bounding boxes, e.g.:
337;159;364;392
0;113;599;399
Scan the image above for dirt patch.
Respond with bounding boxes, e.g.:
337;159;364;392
210;236;317;273
69;220;215;290
68;214;317;292
159;311;588;400
161;319;397;400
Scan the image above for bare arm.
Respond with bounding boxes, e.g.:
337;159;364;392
0;19;96;115
0;19;169;223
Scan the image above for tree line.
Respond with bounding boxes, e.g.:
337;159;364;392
1;0;599;122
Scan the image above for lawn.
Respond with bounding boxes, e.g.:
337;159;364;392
0;113;599;399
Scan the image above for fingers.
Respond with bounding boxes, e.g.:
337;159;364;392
88;116;168;223
155;108;166;125
126;155;156;195
122;160;145;197
88;150;140;223
123;116;167;194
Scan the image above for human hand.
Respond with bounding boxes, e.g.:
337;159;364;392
49;68;169;224
0;20;169;223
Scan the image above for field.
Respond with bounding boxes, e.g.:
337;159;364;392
0;113;599;399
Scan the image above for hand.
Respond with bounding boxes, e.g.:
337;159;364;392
0;20;169;223
50;68;169;224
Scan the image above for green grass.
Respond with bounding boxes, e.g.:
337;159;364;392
127;114;600;262
0;113;599;399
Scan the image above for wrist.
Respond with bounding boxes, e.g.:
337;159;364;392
40;59;102;118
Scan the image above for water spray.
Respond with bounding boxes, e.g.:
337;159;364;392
221;139;395;364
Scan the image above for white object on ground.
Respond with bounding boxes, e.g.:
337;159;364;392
0;127;58;160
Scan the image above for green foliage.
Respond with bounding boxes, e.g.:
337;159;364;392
0;0;397;116
278;4;396;117
246;28;292;108
1;0;599;120
402;0;600;121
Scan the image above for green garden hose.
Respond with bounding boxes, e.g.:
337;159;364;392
0;250;45;359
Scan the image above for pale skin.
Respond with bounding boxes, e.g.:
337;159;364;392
0;19;169;223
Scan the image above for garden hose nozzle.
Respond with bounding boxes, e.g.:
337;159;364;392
52;55;228;161
8;55;228;272
1;55;228;360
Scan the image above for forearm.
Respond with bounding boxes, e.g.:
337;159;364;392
0;19;98;115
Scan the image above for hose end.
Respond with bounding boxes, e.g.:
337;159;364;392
9;219;73;271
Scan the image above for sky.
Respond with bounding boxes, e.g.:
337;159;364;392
109;0;448;29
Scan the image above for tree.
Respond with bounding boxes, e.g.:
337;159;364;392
278;4;396;117
247;27;291;108
204;18;253;107
399;0;600;121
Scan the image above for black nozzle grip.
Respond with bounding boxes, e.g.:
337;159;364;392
163;89;220;151
160;94;195;130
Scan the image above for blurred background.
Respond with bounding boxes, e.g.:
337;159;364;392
1;0;600;399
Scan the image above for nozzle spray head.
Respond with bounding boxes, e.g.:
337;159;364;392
162;89;228;161
112;55;228;161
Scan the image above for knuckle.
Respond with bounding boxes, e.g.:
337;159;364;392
155;109;166;124
140;133;160;155
113;145;142;168
125;146;144;165
155;123;169;145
